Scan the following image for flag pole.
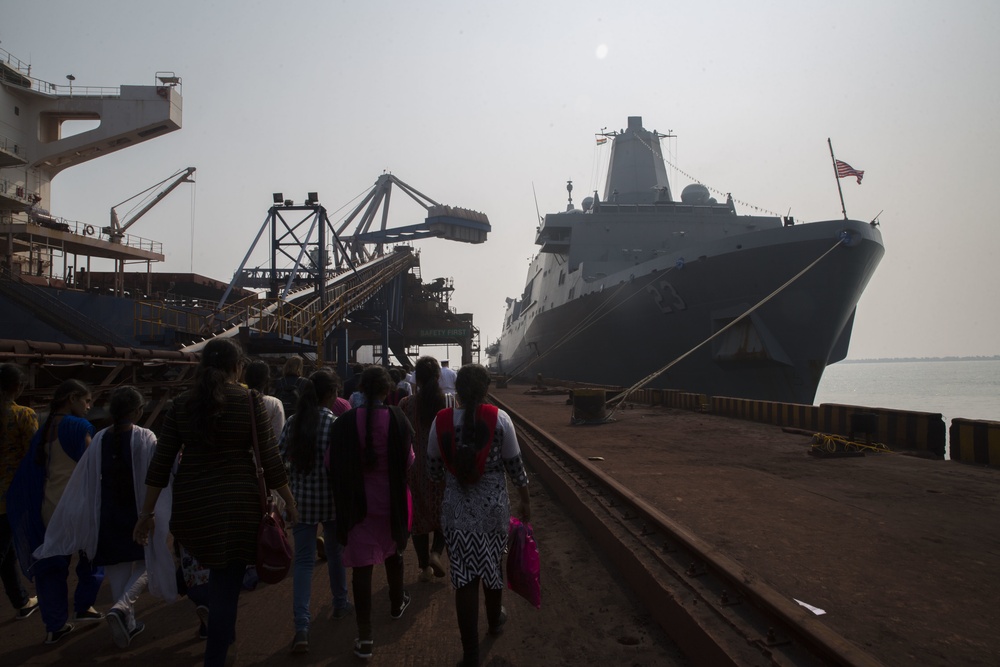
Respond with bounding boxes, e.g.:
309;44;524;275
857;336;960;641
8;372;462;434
828;138;848;220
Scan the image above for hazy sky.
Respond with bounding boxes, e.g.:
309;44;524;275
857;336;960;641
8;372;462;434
4;1;999;360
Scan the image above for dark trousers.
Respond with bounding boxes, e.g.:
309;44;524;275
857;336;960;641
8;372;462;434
34;552;104;632
456;577;503;667
352;552;404;640
411;531;445;569
204;563;246;667
0;513;30;609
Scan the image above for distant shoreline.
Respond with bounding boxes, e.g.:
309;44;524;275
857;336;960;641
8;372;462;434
843;356;1000;364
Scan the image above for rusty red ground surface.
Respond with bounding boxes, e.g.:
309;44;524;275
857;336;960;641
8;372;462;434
496;387;1000;666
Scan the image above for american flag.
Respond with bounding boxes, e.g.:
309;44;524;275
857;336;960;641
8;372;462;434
835;159;864;184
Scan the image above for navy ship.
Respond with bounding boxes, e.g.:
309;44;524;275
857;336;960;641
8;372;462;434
488;116;884;404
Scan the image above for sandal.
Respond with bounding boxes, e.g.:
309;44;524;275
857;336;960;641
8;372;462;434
353;638;373;660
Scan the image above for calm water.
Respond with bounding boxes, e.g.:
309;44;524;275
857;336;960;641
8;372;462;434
814;359;1000;425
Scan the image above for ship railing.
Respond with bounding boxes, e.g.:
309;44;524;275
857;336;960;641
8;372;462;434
141;292;320;342
1;47;31;75
0;132;28;163
36;83;121;98
14;211;164;255
112;230;163;254
134;293;257;340
1;46;121;98
134;300;215;341
0;178;41;205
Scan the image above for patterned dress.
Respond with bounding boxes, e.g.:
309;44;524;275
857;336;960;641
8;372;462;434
427;407;528;589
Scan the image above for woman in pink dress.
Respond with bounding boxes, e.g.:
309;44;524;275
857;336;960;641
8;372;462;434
328;366;414;661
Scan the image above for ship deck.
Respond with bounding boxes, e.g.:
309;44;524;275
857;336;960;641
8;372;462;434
0;221;164;263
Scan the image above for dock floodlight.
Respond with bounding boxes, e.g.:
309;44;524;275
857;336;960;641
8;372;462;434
272;193;283;204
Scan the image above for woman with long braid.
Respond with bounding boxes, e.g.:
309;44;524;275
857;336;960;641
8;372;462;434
278;370;351;654
7;379;104;645
328;365;413;661
35;385;176;648
428;364;531;667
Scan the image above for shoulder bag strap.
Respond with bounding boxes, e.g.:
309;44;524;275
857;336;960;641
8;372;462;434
247;389;268;514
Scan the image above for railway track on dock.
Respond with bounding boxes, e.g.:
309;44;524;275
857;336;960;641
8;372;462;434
490;393;883;667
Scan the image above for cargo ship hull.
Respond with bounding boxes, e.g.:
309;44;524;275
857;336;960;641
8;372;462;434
493;219;882;404
489;117;884;404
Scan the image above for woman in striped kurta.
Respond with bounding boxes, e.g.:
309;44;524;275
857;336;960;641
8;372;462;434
135;338;298;667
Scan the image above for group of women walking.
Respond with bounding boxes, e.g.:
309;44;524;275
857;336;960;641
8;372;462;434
1;338;531;667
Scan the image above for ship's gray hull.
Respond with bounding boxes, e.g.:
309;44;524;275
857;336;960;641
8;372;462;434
492;218;883;404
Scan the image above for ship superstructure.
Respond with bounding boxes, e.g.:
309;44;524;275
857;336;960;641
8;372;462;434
489;116;884;404
1;47;182;289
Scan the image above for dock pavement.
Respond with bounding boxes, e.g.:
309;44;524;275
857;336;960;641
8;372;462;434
493;385;1000;666
4;384;998;665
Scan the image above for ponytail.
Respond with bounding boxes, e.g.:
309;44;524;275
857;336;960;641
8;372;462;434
358;366;393;470
192;338;243;435
287;370;337;474
455;364;491;446
35;379;90;466
413;356;445;426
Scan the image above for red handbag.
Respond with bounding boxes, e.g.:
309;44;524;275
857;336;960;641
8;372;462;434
248;390;293;584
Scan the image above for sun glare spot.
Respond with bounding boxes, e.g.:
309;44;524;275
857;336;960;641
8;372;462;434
595;44;609;59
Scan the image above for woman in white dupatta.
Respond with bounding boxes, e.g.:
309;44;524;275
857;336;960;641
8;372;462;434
34;386;176;648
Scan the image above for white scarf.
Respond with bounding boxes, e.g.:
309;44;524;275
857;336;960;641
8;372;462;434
33;425;178;602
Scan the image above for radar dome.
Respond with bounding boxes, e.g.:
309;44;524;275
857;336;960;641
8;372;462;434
681;183;711;204
582;196;594;211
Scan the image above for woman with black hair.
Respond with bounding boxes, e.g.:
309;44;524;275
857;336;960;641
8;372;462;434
0;364;39;621
35;385;176;648
134;338;298;667
428;364;531;667
328;365;414;661
278;370;351;654
7;378;104;645
398;356;453;582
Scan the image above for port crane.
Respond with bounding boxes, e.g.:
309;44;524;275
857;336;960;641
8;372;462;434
105;167;196;244
197;173;489;370
104;167;195;295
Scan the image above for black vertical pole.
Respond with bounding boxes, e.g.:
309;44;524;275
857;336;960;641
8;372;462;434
828;138;848;221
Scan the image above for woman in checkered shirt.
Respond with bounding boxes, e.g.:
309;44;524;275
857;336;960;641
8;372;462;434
277;370;351;654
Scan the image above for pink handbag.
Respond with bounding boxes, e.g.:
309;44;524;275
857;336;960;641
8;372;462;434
507;516;541;608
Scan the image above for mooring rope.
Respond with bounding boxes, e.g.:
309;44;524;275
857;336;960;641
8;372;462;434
605;237;846;419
